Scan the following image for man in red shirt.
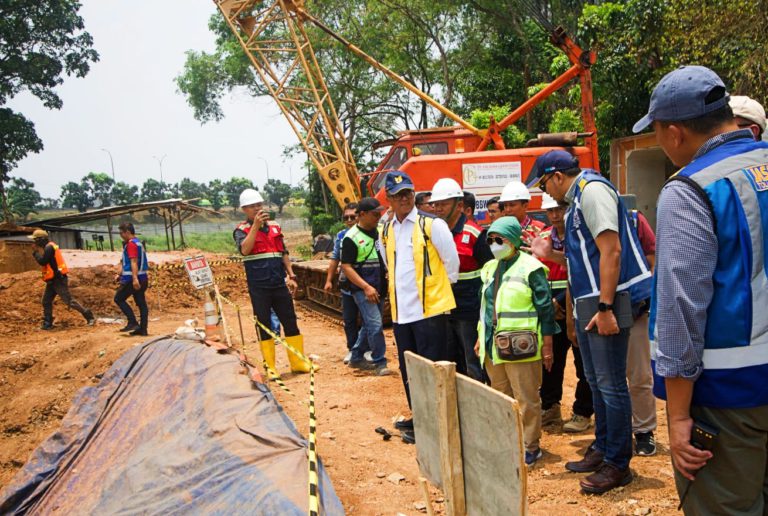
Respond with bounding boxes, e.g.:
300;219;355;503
499;180;545;246
115;222;150;336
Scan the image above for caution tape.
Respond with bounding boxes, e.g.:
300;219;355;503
151;257;244;271
155;273;246;291
217;291;319;514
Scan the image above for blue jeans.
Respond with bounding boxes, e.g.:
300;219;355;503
341;292;367;351
350;290;386;367
576;325;633;470
448;317;483;382
270;309;281;335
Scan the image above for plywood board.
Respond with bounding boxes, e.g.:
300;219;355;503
405;351;443;487
456;375;526;516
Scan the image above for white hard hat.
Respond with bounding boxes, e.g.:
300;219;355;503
541;193;559;210
730;95;766;132
239;188;264;207
499;181;531;203
429;178;464;203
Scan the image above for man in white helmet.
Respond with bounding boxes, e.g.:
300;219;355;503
234;188;310;375
730;95;766;141
430;178;494;381
499;180;546;246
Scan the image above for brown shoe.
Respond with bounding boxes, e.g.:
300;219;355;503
565;446;604;473
580;463;632;494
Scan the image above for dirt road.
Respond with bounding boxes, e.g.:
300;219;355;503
0;262;680;514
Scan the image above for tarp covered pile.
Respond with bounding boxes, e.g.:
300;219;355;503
0;337;343;515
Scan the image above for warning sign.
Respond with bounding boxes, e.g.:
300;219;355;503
184;255;214;290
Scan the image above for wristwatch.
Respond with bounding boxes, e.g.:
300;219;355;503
288;274;297;281
598;301;613;312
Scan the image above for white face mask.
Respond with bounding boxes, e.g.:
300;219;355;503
490;242;513;260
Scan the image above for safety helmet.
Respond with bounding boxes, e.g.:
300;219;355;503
498;181;531;203
239;188;264;207
540;193;559;210
429;178;464;203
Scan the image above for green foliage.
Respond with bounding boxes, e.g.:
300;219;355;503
61;181;90;213
140;178;166;202
0;0;98;219
263;178;292;213
310;212;336;236
549;108;583;133
112;182;139;205
177;177;206;202
4;177;41;221
223;177;255;213
83;172;114;207
205;179;225;211
143;231;237;254
469;105;528;148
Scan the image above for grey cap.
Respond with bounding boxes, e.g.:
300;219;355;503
633;65;730;133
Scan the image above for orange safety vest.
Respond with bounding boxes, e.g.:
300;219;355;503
41;242;68;281
454;218;482;281
521;216;545;247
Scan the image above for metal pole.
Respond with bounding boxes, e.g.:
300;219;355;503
106;215;115;251
255;156;270;183
101;148;115;181
162;210;171;251
153;154;167;187
178;208;186;249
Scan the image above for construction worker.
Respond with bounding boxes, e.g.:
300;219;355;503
324;202;367;363
636;66;768;513
415;191;434;213
234;188;310;375
381;170;459;441
537;194;594;433
499;180;545;246
430;178;493;381
527;149;652;494
475;216;556;466
114;222;150;336
485;196;501;223
340;197;390;376
730;95;765;141
462;191;477;223
29;229;94;330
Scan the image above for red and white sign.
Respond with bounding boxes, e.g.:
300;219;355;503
184;255;214;289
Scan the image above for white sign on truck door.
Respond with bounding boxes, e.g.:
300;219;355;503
184;255;214;290
462;161;523;224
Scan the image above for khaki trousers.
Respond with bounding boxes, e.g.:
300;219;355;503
626;313;657;433
484;356;542;452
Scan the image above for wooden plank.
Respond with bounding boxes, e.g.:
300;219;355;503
405;352;466;516
456;375;526;516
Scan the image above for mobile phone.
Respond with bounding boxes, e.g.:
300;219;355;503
690;419;718;451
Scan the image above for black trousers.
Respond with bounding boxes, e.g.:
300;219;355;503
42;276;91;323
114;280;149;331
393;314;449;408
248;284;300;340
540;324;594;417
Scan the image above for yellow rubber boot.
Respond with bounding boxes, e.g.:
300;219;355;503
260;339;278;377
286;335;313;373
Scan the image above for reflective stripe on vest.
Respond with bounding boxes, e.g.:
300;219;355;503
454;217;482;275
478;252;547;365
343;225;381;288
458;270;481;280
242;252;283;261
549;280;568;289
650;139;768;408
41;242;68;281
121;237;149;277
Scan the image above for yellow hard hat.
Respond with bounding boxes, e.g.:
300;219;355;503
28;229;49;239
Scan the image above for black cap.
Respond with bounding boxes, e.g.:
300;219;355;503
357;197;386;213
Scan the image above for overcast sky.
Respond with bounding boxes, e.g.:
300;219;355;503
9;0;306;199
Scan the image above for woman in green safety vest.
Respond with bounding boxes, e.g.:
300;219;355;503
475;216;558;467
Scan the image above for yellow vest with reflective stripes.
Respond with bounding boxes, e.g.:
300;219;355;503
383;214;456;322
478;252;548;365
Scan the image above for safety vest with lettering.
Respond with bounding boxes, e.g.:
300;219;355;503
455;217;482;281
542;225;568;293
236;220;285;286
342;225;382;291
521;216;546;248
564;171;652;303
121;237;149;282
382;214;456;322
41;242;68;282
650;138;768;408
478;252;548;365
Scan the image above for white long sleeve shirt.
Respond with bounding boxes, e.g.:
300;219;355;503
391;207;459;324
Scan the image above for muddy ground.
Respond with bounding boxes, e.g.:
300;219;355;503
0;252;680;515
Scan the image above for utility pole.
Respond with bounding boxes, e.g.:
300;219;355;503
101;148;115;181
153;154;167;185
255;156;270;184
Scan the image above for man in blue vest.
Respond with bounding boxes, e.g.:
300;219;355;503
527;150;652;494
635;65;768;514
115;222;150;336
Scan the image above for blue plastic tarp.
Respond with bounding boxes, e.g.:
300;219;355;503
0;337;344;515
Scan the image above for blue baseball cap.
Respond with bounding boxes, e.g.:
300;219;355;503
632;65;730;133
525;150;580;188
385;170;415;195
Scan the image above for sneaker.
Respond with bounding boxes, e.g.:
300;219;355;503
86;317;96;327
120;323;140;333
343;351;352;364
541;403;562;426
374;365;392;376
525;448;543;466
634;431;657;456
563;414;592;433
40;322;54;331
395;418;414;430
129;328;148;336
364;351;373;362
348;359;376;371
400;429;415;444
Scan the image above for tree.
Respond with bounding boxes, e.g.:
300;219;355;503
0;0;98;221
111;181;139;205
4;177;41;221
177;177;205;203
263;178;292;213
83;171;114;207
61;181;90;213
38;197;60;210
140;178;166;202
206;179;225;211
223;177;255;213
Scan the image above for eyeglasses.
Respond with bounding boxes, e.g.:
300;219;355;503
343;215;356;221
486;236;505;246
389;190;414;201
539;174;554;193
